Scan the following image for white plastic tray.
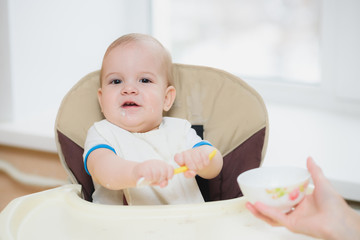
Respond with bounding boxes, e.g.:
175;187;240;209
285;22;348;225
0;184;316;240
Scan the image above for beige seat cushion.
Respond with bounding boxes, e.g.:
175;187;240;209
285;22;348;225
55;63;268;201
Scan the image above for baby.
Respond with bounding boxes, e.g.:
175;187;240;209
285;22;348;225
83;33;223;205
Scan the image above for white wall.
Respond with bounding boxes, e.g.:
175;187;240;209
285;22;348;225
0;0;12;121
0;0;151;122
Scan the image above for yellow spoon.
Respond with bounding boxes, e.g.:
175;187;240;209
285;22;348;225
136;149;217;187
173;149;217;175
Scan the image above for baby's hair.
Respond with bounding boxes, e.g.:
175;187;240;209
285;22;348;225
100;33;173;86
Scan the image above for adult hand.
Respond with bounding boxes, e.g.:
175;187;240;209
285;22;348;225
246;157;360;240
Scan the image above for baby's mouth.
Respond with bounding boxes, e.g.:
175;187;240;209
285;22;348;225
122;101;139;108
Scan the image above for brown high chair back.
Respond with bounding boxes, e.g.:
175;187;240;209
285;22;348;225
55;64;269;202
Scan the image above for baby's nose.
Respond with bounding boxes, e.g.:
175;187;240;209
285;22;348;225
121;82;138;94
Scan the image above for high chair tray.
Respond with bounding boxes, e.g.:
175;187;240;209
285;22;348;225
0;184;316;240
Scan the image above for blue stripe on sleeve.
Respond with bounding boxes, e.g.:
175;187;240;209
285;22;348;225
192;140;213;148
84;144;116;176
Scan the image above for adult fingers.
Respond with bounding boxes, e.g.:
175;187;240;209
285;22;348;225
252;202;289;227
246;202;281;226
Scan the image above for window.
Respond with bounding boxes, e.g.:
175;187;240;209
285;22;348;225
152;0;321;84
153;0;360;116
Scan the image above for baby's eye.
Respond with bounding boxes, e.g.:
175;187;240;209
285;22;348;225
111;79;122;84
139;78;151;83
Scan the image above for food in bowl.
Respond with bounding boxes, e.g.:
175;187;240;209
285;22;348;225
237;166;310;212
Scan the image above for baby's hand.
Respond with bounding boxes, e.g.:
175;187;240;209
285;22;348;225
174;147;212;178
133;160;174;188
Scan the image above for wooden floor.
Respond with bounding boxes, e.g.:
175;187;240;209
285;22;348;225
0;145;67;211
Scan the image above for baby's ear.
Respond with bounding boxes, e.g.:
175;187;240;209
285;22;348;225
97;88;104;112
163;86;176;111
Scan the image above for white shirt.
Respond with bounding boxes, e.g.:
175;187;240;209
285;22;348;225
83;117;205;205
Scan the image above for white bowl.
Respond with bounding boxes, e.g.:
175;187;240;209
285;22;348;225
237;166;310;212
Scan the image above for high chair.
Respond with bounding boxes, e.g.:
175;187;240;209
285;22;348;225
54;63;269;202
2;65;321;240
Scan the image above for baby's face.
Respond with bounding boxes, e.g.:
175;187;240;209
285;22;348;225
98;41;175;133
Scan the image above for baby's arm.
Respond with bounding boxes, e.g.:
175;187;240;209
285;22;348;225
174;145;223;179
87;148;174;190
